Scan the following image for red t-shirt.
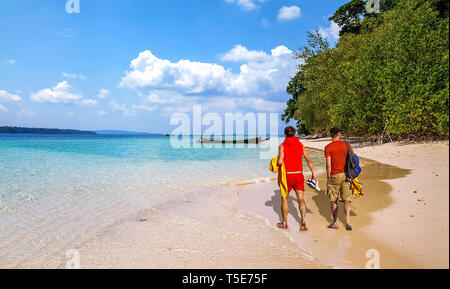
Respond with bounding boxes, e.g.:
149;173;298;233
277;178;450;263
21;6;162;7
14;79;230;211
283;137;304;173
325;140;354;175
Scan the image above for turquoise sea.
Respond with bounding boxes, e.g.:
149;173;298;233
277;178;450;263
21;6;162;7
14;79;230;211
0;134;324;267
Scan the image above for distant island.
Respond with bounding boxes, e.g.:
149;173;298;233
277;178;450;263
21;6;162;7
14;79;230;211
0;126;97;135
94;130;157;136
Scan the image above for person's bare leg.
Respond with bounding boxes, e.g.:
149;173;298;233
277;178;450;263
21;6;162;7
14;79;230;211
329;201;339;229
295;190;308;231
344;200;352;228
277;195;289;229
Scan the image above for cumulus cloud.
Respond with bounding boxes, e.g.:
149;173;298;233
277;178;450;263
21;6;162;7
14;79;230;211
119;45;297;116
224;0;266;10
319;21;341;40
120;50;230;94
221;45;270;62
277;6;301;21
30;81;83;104
98;88;109;99
120;45;296;97
0;90;21;113
0;90;22;102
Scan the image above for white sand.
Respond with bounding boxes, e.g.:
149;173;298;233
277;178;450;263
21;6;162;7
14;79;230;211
237;139;449;268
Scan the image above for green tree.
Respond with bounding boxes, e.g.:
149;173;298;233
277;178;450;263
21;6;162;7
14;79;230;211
284;0;449;139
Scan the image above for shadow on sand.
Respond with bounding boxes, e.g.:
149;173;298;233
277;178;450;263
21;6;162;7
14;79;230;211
265;190;313;227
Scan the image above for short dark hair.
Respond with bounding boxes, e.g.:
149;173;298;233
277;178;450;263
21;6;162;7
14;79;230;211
284;126;296;138
330;127;342;137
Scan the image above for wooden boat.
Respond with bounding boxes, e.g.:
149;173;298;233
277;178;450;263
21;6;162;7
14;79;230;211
198;136;270;144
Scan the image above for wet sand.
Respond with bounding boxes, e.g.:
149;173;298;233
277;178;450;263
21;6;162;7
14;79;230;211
236;140;448;269
74;186;326;269
237;156;415;268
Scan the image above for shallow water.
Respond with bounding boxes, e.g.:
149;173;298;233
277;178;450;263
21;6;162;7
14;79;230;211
0;134;324;268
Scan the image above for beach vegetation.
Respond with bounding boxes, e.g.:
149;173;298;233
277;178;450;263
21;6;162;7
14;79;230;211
284;0;449;141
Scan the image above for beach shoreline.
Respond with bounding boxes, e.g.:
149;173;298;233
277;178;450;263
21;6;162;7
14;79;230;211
7;138;446;269
72;139;448;269
237;139;449;269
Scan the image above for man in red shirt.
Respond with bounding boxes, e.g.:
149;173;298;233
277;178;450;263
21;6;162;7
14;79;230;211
277;126;317;232
325;127;354;231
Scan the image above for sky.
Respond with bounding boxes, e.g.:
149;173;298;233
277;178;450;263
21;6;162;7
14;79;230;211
0;0;345;134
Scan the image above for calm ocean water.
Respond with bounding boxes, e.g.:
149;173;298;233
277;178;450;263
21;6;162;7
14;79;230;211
0;134;324;267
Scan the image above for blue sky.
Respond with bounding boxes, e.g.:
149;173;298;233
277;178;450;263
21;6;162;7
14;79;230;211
0;0;345;133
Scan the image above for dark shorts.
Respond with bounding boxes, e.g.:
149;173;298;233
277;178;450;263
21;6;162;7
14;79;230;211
286;173;305;193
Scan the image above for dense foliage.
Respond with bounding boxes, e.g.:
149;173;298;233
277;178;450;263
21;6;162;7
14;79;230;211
284;0;449;139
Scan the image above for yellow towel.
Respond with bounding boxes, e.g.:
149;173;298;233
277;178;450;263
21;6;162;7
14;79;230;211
352;178;364;198
270;157;288;200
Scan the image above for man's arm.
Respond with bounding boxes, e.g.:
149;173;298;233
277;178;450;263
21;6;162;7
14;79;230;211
303;149;316;180
326;156;332;180
277;145;284;167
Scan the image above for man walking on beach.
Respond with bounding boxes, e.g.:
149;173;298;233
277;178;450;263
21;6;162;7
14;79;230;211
277;126;317;232
325;127;354;231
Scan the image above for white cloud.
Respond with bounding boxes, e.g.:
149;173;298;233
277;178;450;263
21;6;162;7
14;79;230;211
0;104;7;113
62;72;86;80
221;45;270;62
30;81;83;104
277;6;301;21
0;90;21;113
121;45;296;97
98;88;110;99
0;90;22;102
98;110;107;116
120;50;230;94
120;45;297;116
319;21;341;40
225;0;266;11
5;59;16;65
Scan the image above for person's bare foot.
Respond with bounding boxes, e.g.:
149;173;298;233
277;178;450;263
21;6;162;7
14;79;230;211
300;222;308;232
277;223;288;229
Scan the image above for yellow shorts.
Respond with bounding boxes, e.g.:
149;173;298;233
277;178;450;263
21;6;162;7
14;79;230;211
327;173;352;202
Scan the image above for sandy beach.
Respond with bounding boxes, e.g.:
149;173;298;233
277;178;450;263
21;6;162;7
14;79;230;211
238;139;449;269
72;139;448;269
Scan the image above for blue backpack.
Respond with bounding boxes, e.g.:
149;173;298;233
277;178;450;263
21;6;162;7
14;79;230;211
345;142;362;179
